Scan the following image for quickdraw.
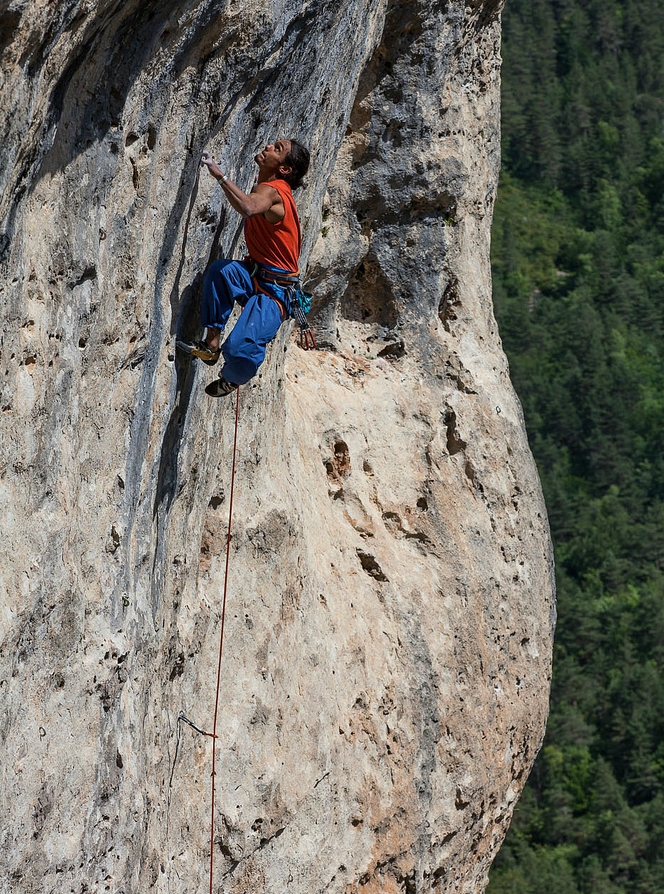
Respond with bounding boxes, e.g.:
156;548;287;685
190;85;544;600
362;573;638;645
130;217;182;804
291;300;316;350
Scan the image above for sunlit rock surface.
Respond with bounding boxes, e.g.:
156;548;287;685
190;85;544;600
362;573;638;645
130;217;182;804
0;1;554;892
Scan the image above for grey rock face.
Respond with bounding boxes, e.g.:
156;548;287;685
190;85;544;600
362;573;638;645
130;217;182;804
0;1;554;893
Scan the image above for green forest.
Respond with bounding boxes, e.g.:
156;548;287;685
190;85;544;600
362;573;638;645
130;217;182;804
487;0;664;892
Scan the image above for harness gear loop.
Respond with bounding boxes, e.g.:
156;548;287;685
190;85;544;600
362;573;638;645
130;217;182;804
247;257;316;348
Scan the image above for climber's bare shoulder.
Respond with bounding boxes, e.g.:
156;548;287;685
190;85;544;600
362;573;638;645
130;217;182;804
249;182;285;223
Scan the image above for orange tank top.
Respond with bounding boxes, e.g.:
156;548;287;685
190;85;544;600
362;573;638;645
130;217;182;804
244;179;301;274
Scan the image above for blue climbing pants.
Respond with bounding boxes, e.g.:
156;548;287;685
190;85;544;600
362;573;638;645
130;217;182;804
201;259;284;386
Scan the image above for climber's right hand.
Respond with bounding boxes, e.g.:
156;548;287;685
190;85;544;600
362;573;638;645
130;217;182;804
201;152;225;181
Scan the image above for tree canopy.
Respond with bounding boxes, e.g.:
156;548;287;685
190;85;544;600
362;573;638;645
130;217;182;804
488;1;664;891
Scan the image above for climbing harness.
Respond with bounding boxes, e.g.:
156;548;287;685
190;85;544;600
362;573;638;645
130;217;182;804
248;258;317;350
177;385;241;894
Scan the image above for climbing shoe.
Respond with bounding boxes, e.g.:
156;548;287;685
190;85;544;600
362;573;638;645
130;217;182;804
205;377;238;398
176;339;221;366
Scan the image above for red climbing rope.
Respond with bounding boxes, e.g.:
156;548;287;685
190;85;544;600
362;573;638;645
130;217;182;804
208;385;241;894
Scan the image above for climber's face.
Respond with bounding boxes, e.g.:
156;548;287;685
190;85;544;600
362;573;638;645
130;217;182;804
255;139;292;177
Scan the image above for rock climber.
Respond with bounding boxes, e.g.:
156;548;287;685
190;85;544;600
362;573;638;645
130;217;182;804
180;138;311;397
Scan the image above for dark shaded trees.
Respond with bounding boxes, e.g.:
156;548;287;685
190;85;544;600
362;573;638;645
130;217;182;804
488;1;664;890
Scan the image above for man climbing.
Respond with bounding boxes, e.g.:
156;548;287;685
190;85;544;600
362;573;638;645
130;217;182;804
181;138;310;397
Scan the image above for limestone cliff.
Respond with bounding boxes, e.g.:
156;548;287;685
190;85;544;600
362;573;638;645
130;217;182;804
0;1;555;892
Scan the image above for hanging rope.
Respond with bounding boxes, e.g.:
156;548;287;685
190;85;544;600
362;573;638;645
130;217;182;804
207;384;241;894
174;385;242;889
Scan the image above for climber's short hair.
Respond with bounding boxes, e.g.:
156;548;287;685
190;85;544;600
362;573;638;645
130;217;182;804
284;139;310;190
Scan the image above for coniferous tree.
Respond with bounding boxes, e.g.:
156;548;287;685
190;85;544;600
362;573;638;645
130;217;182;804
488;1;664;891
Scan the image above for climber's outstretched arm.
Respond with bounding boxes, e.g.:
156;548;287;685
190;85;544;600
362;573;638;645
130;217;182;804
201;152;284;221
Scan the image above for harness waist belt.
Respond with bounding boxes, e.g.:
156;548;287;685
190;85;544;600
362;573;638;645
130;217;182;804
247;257;301;289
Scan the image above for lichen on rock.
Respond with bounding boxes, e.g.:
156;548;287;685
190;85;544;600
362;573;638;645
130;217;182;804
0;0;554;892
